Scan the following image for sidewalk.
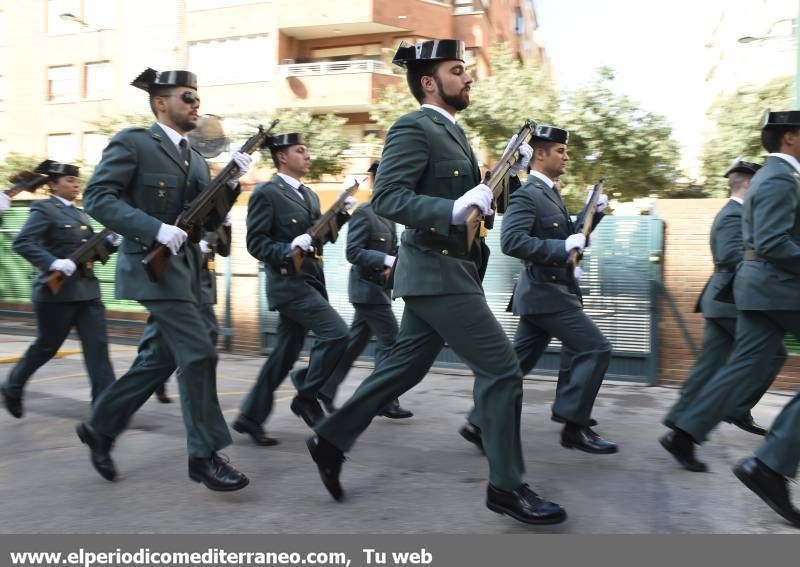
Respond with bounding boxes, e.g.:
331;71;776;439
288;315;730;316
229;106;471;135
0;334;796;534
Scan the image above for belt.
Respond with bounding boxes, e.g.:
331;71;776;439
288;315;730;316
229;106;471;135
713;266;733;273
415;231;470;258
744;249;765;261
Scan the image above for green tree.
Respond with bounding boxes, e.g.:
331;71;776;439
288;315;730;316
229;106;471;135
0;152;46;186
558;67;680;208
701;76;791;196
369;82;418;133
90;113;153;137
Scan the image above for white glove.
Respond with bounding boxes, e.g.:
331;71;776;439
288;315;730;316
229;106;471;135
343;196;357;211
573;266;583;281
291;233;313;252
199;239;212;254
50;258;77;276
0;192;10;212
452;183;493;223
565;233;586;253
106;232;122;248
384;255;396;268
223;212;232;227
156;223;188;255
586;189;609;213
231;152;251;180
504;134;533;176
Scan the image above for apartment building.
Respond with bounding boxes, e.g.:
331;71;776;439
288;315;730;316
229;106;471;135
0;0;545;169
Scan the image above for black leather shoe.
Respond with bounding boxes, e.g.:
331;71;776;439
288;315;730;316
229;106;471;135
552;412;597;427
726;412;768;436
188;453;249;492
75;423;116;481
734;457;800;527
459;422;485;454
291;395;325;427
307;435;345;501
154;384;172;404
1;386;23;419
561;426;618;454
486;483;567;525
378;399;413;419
318;396;338;414
660;430;707;472
232;415;279;446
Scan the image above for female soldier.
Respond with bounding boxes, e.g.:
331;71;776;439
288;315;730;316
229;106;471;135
1;160;117;418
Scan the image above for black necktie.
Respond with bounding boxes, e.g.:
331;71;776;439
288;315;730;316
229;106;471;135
179;139;190;167
298;184;309;203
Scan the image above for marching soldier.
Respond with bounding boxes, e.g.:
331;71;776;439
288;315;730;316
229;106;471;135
306;39;566;525
153;221;232;404
662;159;779;441
75;68;251;491
662;111;800;500
1;161;117;418
317;161;413;419
231;133;353;446
460;125;616;455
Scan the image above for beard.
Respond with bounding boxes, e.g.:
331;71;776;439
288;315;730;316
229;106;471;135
169;108;198;132
434;76;470;111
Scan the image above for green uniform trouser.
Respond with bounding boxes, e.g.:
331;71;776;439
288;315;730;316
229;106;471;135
664;317;786;427
5;299;115;401
89;300;231;458
239;288;348;425
468;308;610;428
315;294;525;492
677;310;798;457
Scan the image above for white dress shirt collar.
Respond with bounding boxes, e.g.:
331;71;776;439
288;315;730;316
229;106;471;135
768;153;800;174
53;194;74;207
157;122;189;150
530;169;555;189
276;172;302;189
421;104;457;124
730;196;744;205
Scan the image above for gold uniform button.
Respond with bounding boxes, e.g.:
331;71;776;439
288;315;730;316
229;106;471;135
80;225;88;230
453;170;459;176
291;218;298;224
551;275;557;280
379;237;386;242
159;181;165;187
429;227;436;233
81;238;87;242
442;249;449;256
553;222;559;228
184;161;189;167
64;224;72;228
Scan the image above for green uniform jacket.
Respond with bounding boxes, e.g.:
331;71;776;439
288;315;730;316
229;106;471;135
735;155;800;311
247;174;346;310
696;199;742;319
502;175;599;315
83;123;231;302
13;197;108;303
372;107;488;297
346;203;397;305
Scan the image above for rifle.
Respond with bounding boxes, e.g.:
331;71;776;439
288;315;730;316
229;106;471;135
285;178;361;275
142;119;279;282
45;228;114;295
465;120;536;252
5;171;49;198
565;176;606;280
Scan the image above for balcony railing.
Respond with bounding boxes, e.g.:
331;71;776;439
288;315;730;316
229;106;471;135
280;59;392;77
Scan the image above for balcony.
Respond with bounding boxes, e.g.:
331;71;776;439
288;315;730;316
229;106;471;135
276;60;402;113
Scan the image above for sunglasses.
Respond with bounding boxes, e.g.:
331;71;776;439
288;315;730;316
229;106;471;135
163;91;200;105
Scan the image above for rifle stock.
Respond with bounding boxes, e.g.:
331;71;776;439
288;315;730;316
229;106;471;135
45;228;114;296
565;176;606;280
44;271;67;295
142;120;279;283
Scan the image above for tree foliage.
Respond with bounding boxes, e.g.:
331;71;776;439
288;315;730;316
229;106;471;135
0;152;46;184
369;82;418;133
701;76;792;197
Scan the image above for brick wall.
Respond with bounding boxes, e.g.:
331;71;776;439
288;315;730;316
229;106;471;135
655;198;800;391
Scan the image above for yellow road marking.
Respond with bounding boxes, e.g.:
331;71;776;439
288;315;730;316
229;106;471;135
0;346;134;364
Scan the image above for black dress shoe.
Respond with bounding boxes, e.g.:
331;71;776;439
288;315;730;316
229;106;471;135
154;384;172;404
318;396;338;414
726;412;768;436
734;457;800;527
1;386;23;419
307;435;345;501
75;423;117;481
291;395;325;427
561;425;618;454
659;430;707;472
459;422;485;454
378;399;413;419
232;415;279;446
486;483;567;525
188;453;249;492
551;412;597;427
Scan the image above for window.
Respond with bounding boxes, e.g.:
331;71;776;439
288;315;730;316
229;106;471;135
83;0;114;28
48;0;81;34
188;35;272;85
48;65;78;102
85;61;112;99
47;133;79;163
0;11;7;45
83;132;108;165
